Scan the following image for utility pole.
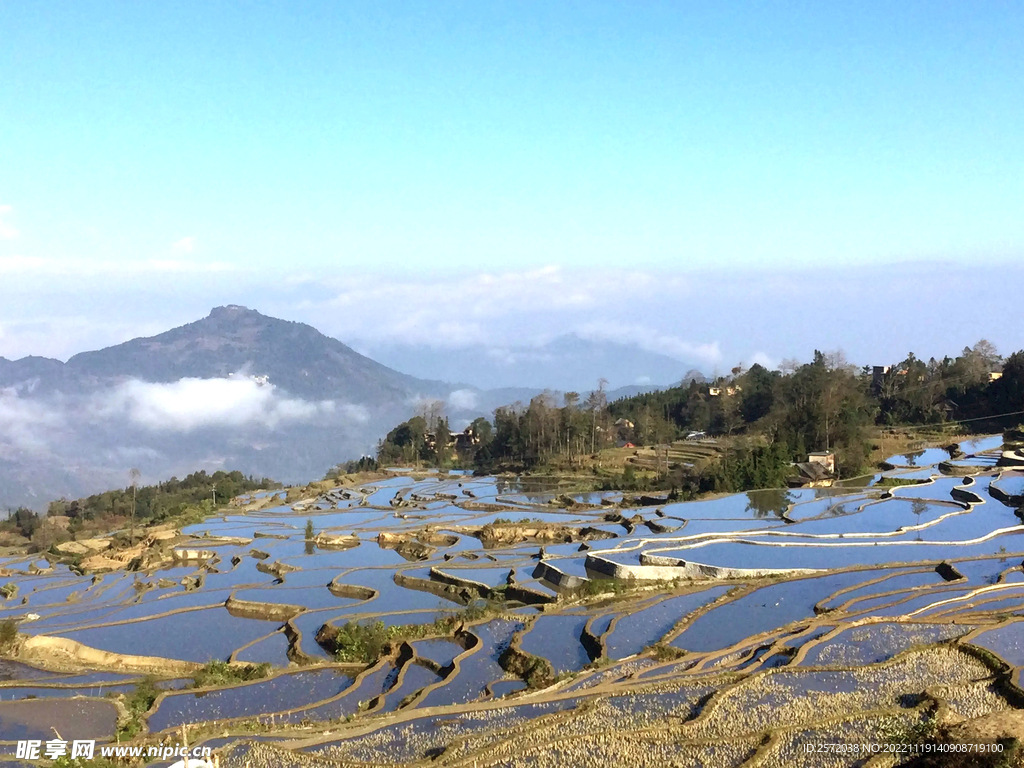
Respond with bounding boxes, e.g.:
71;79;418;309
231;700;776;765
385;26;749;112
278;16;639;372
212;484;217;507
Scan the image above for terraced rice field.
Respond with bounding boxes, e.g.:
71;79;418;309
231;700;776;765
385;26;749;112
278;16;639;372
1;437;1023;766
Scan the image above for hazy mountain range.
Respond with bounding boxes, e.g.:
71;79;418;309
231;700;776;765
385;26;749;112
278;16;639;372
0;306;700;509
355;335;704;392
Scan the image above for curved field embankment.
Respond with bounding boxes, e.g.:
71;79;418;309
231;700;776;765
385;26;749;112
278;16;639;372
16;635;203;676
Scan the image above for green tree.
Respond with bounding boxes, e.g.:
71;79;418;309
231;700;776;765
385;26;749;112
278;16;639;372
740;364;778;423
992;350;1024;416
434;417;451;465
9;507;40;538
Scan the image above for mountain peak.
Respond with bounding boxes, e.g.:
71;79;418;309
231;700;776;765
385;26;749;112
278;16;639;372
207;304;260;320
62;307;425;400
199;305;279;335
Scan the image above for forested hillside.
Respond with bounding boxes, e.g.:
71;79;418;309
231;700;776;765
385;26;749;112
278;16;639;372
2;470;279;550
375;342;1024;494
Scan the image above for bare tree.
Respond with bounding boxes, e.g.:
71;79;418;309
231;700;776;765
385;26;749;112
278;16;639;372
587;379;608;454
779;358;801;376
972;339;1001;366
129;468;140;545
417;399;446;431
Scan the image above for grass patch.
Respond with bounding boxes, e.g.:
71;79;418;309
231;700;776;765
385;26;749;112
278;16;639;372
491;517;543;525
117;678;160;739
192;659;271;688
0;583;17;600
877;713;938;748
651;643;686;662
325;602;497;664
875;476;929;488
579;579;627;597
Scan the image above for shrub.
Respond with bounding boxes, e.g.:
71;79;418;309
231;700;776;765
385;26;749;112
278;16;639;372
329;620;393;664
0;618;18;649
117;677;159;739
875;476;928;488
324;457;379;478
651;643;686;662
192;659;271;688
326;603;500;664
580;579;625;597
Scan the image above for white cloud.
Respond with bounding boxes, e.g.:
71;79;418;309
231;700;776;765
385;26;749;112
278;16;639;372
336;403;371;424
0;255;48;273
448;389;478;410
0;205;18;240
94;376;341;432
310;266;692;350
574;321;722;364
0;392;64;453
171;236;196;254
484;347;556;366
102;445;164;463
142;259;232;273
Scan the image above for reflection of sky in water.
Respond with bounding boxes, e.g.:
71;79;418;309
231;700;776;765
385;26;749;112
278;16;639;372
970;622;1024;663
10;466;1024;740
234;630;290;665
884;448;952;466
411;638;462;666
962;435;1005;454
785;499;956;535
234;585;361;610
876;469;937;482
149;667;354;731
57;607;281;663
889;477;962;499
521;614;591;672
606;587;731;659
418;619;522;708
853;588;976;619
663;533;1024;571
786;494;876;521
379;663;442;713
671;571;888;652
992;474;1024;497
818;569;943;611
0;698;119;741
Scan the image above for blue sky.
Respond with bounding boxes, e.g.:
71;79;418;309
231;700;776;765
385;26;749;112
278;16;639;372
1;1;1022;369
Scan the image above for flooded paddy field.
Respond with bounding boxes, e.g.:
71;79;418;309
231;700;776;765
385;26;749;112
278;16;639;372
2;436;1024;765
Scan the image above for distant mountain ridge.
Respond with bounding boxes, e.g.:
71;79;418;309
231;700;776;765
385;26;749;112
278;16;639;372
0;306;701;510
1;305;449;403
355;333;705;392
0;306;460;508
